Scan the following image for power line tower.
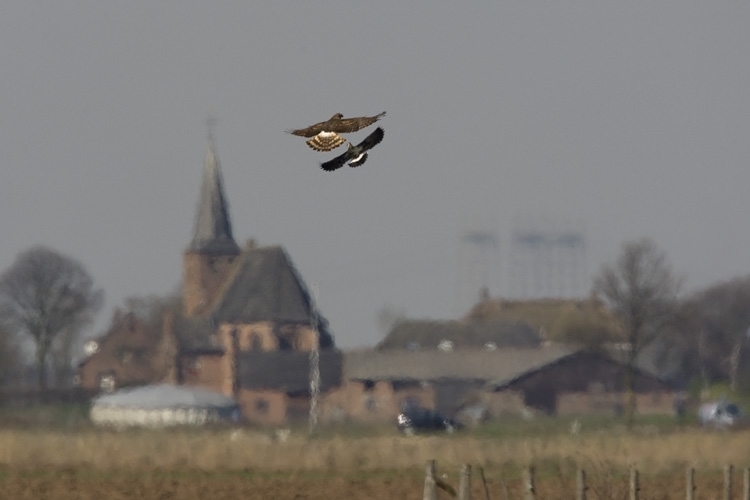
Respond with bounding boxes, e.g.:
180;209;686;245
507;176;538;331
454;224;499;315
509;216;586;299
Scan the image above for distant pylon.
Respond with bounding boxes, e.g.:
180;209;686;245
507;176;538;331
454;218;499;315
509;215;586;299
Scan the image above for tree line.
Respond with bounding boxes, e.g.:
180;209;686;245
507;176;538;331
0;246;102;392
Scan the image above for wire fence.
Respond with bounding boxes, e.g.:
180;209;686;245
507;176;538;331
423;461;749;500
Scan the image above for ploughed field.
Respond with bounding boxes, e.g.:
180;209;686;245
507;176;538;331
0;466;732;500
0;420;745;499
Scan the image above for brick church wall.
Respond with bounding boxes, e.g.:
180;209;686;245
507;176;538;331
182;252;237;317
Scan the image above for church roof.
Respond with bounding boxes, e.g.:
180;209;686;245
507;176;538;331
188;135;240;255
209;245;334;347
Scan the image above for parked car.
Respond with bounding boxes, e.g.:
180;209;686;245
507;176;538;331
396;406;460;435
699;399;743;429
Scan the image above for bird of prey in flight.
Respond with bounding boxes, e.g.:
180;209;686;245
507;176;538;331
320;127;384;172
287;111;386;151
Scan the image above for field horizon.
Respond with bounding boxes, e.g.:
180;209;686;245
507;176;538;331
0;415;747;499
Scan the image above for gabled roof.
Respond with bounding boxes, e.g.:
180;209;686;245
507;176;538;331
187;135;240;255
486;349;674;391
464;297;621;339
378;319;541;350
238;350;343;393
605;339;685;386
209;245;334;346
345;345;576;383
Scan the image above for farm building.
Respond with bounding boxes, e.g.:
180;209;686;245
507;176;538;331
323;346;676;423
77;310;165;391
378;319;542;351
486;349;676;415
76;130;677;427
380;295;624;352
90;383;240;427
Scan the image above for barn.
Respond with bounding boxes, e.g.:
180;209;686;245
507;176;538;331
324;346;677;422
486;349;676;415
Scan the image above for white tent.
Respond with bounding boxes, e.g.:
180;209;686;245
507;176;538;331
90;384;240;428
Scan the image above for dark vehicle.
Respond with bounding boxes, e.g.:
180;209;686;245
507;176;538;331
396;406;460;435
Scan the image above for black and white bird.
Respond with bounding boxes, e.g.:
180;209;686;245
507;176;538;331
320;127;384;172
287;112;386;152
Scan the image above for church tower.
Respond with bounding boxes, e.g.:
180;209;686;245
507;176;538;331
183;133;240;317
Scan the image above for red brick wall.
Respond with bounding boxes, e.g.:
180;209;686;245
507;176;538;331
179;354;226;394
182;252;237;317
77;313;160;391
557;391;675;415
321;381;436;423
277;324;318;351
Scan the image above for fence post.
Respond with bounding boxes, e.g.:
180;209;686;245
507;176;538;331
630;468;639;500
686;467;695;500
576;468;587;500
459;464;472;500
524;466;536;500
743;467;749;500
725;465;734;500
478;466;492;500
424;460;438;500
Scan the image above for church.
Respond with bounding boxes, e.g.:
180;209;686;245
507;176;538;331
77;134;342;424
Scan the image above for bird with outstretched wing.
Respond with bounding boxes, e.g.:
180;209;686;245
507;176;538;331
287;111;386;151
320;127;384;172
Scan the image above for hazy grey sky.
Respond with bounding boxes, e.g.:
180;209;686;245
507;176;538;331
1;2;749;349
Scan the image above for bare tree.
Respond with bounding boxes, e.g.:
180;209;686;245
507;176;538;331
691;276;750;392
0;246;103;392
593;238;681;427
0;324;23;388
668;298;710;391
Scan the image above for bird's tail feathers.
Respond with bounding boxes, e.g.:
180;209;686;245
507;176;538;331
306;133;346;152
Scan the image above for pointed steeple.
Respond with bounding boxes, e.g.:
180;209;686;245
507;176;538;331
188;133;240;255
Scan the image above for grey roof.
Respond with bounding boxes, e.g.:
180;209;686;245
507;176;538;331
210;246;334;346
238;350;343;393
378;319;541;350
173;315;221;353
92;383;238;409
345;345;576;383
188;136;240;255
487;349;675;391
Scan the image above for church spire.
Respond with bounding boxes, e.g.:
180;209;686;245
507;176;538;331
188;130;240;255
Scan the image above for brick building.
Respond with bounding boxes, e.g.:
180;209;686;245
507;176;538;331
78;134;340;423
325;346;676;422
